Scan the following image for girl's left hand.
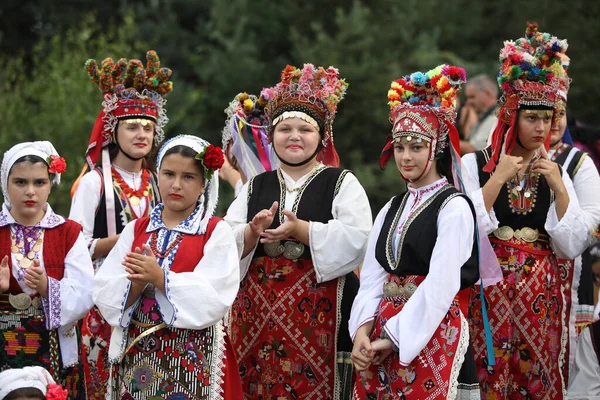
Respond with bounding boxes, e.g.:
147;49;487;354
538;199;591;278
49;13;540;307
370;338;394;365
24;260;48;297
123;245;163;287
531;158;566;194
260;210;302;243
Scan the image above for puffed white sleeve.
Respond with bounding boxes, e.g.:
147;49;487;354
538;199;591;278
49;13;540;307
461;153;499;234
224;181;256;279
309;172;373;283
348;201;391;340
68;170;102;260
383;196;474;366
572;156;600;237
93;220;138;329
154;220;240;329
567;326;600;398
42;232;95;330
546;170;589;259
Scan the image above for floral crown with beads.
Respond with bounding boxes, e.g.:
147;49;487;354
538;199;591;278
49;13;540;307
83;50;174;169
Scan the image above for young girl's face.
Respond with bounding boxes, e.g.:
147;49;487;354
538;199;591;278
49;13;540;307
7;161;51;223
550;103;567;145
115;121;155;158
272;118;320;166
516;110;552;151
393;138;431;181
158;153;205;214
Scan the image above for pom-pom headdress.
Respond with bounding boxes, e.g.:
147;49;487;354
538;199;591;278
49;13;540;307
485;22;569;172
380;64;466;184
265;64;348;167
83;50;174;170
222;90;278;179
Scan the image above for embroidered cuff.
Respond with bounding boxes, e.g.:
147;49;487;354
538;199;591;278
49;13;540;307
42;277;62;330
156;270;177;326
381;327;399;352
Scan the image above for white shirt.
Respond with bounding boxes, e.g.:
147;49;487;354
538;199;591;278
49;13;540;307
568;324;600;399
69;166;150;264
0;204;94;367
461;152;589;259
348;178;475;366
94;204;240;362
224;167;373;282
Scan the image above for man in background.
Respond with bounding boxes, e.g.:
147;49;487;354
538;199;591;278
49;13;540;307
460;74;498;154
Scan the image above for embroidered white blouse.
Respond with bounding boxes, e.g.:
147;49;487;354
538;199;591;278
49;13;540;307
567;324;600;399
69;166;150;267
94;203;240;362
461;153;588;259
0;203;94;367
348;178;475;366
224;166;373;282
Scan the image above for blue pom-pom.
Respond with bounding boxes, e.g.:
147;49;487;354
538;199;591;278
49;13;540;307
410;72;427;86
552;43;561;52
520;62;531;71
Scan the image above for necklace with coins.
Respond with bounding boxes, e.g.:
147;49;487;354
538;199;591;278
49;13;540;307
11;225;43;270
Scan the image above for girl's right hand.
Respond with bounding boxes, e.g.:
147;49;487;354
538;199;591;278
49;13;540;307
351;329;375;371
248;201;278;237
0;256;9;293
494;154;523;184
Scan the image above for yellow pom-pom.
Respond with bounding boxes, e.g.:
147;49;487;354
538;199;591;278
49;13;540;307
238;92;249;102
390;81;402;90
243;99;254;113
387;90;400;101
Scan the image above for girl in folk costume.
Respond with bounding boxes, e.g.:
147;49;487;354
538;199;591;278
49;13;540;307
94;135;242;398
350;65;498;400
0;142;94;398
225;64;372;399
0;366;68;400
220;91;278;197
462;23;590;399
69;50;172;398
549;76;600;345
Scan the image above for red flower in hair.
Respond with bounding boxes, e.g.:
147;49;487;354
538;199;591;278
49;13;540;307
202;145;224;170
46;384;68;400
47;155;67;174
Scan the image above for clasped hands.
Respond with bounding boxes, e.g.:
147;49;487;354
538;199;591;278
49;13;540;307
0;256;49;297
351;328;395;372
122;244;164;289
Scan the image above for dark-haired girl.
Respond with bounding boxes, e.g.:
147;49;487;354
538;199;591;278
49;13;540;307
0;141;94;399
69;51;171;398
94;135;242;398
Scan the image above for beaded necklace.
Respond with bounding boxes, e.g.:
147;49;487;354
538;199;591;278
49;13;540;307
10;225;44;271
111;167;151;207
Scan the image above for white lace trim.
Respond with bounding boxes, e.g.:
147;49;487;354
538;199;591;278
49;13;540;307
448;311;470;400
210;319;227;400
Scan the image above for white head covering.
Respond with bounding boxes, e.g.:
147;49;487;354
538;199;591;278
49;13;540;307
0;367;56;399
1;141;62;207
157;134;220;234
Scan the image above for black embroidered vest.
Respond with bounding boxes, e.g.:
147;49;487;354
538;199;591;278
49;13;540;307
93;167;160;238
247;167;358;352
474;147;553;233
552;144;587;180
375;185;479;290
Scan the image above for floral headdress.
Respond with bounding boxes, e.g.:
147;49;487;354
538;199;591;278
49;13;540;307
222;90;278;179
1;141;66;207
265;64;349;167
485;22;569;172
157;135;224;234
83;50;174;170
379;64;466;183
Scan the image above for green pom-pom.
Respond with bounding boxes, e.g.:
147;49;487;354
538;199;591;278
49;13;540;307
509;66;522;79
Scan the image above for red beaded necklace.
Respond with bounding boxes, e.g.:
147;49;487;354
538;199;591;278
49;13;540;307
111;167;151;206
149;231;183;260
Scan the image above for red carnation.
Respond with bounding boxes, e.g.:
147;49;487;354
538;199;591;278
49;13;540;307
46;384;68;400
48;155;67;174
202;145;224;170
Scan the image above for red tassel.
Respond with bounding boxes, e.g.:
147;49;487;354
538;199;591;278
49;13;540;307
379;137;394;169
317;137;340;167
